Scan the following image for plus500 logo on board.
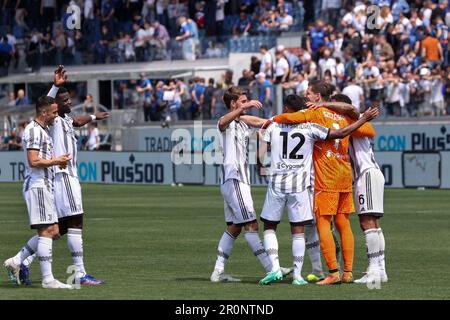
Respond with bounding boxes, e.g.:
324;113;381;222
78;154;164;184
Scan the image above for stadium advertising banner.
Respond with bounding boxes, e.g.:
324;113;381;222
123;123;450;153
0;152;173;185
1;151;450;188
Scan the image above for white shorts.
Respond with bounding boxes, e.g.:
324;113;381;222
355;168;385;217
261;185;314;225
23;187;58;228
54;173;84;219
221;179;257;226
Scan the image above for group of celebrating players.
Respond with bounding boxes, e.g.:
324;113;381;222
2;65;387;290
3;66;108;289
211;80;388;286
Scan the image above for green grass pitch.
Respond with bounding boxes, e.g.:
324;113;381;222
0;183;449;300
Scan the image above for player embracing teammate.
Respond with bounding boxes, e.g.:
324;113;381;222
211;82;386;285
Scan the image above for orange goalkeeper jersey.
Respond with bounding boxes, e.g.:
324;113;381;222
273;107;353;192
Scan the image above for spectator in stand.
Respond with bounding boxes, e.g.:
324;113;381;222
250;55;261;76
174;78;190;120
233;11;252;36
83;94;97;114
0;35;12;77
429;67;446;116
152;20;170;59
418;67;433;116
422;30;444;69
211;82;226;120
101;0;116;33
191;77;205;120
322;0;342;25
7;91;16;107
342;77;365;111
238;69;254;87
253;72;273;118
384;71;403;116
41;0;57;33
4;129;22;151
86;122;100;151
215;0;228;42
176;16;196;61
306;20;326;60
202;78;216;120
274;49;289;84
278;9;293;31
15;89;29;106
259;45;273;79
136;73;153;122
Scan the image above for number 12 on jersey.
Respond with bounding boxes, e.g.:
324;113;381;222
280;131;305;160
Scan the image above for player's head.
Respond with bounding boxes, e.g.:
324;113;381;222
55;86;72;115
283;94;308;113
331;93;352;105
223;86;248;111
36;96;58;126
307;80;331;103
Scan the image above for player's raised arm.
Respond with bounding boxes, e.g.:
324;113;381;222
47;65;67;98
308;100;360;120
72;112;109;127
327;106;379;140
239;115;267;128
218;100;262;131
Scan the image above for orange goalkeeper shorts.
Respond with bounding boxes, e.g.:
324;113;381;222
314;191;355;216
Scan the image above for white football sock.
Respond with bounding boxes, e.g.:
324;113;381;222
378;228;386;271
245;231;273;273
12;235;38;266
37;237;55;283
292;233;306;280
67;228;86;278
213;230;236;273
22;254;36;267
305;224;323;275
364;229;380;271
263;229;280;272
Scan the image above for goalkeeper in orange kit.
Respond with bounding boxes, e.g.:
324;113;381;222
272;80;379;285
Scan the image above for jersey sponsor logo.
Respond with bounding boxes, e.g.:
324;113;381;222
325;150;350;160
276;162;305;170
322;111;345;122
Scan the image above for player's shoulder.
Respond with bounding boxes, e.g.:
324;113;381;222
319;107;348;123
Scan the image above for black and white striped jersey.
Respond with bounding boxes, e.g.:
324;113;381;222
349;136;380;181
262;122;329;194
22;121;54;192
218;119;252;185
50;115;79;178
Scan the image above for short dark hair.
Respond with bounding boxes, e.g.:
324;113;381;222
36;96;55;114
284;94;308;112
309;80;332;101
223;86;247;109
331;93;352;105
260;45;268;51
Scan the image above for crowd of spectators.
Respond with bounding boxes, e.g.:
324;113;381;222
0;0;302;74
1;0;450;121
